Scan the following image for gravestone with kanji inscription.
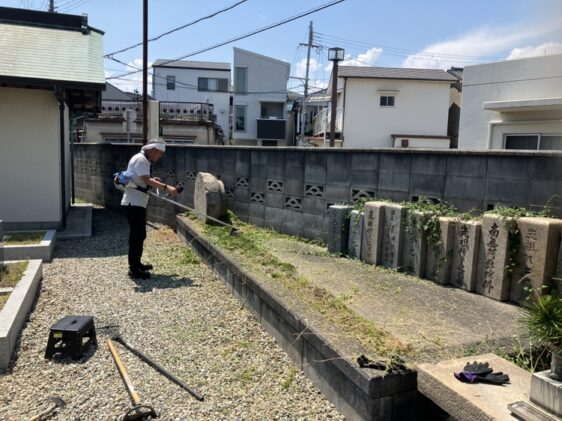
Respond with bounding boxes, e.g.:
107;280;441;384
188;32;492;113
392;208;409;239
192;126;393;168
327;205;352;254
361;201;386;265
380;204;406;270
451;220;482;291
348;210;364;259
510;217;562;304
476;214;511;301
401;210;428;277
427;217;456;284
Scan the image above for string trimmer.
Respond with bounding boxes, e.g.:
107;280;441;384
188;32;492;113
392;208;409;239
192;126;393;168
114;171;240;236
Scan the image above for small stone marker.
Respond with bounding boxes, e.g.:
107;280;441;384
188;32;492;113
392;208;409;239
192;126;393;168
510;217;562;304
327;205;352;254
476;214;511;301
401;210;428;277
347;210;363;259
426;217;456;284
194;172;226;223
380;204;406;270
450;220;481;291
361;201;385;265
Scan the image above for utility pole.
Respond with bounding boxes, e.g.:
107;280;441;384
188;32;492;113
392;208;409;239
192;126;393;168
48;0;54;12
142;0;148;145
298;21;320;146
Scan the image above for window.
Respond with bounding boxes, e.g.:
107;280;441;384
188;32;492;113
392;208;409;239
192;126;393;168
380;95;395;107
166;75;175;90
198;78;228;92
504;134;562;151
235;66;247;94
235;105;246;131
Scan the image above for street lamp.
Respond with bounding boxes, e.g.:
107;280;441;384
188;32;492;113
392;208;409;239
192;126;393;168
328;47;344;147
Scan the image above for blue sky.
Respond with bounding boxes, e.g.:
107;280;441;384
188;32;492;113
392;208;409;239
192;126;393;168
3;0;562;93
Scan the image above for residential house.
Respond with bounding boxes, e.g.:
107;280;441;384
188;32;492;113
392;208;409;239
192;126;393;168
232;47;291;146
0;7;104;230
315;66;458;148
152;59;231;142
458;54;562;150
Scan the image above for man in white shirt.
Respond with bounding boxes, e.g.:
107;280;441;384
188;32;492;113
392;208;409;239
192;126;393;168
121;139;178;279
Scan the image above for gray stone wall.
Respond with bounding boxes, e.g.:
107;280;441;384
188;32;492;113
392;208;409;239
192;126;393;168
73;144;562;239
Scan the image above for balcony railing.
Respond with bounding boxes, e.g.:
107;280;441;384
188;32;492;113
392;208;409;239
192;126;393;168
257;117;286;140
159;101;215;122
313;107;343;136
100;100;142;118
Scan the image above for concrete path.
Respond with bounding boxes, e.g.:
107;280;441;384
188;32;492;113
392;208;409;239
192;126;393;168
268;238;524;364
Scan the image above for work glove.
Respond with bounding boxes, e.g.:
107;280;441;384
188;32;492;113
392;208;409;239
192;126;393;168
462;361;493;376
477;371;510;385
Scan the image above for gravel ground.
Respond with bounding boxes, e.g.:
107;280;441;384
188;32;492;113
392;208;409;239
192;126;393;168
0;208;343;420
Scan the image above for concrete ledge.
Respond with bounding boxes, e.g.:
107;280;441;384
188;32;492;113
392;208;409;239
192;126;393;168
418;353;531;421
3;230;56;262
176;216;417;421
0;259;42;369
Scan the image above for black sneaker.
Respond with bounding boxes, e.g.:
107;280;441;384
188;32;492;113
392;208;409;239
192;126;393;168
128;269;151;279
139;263;153;271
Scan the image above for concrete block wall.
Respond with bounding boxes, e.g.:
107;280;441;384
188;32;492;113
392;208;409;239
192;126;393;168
73;144;562;242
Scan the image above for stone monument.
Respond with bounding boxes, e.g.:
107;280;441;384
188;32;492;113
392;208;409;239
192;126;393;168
348;210;364;259
426;217;456;284
401;210;428;277
511;217;562;304
327;205;352;254
194;172;226;223
450;220;481;291
361;201;386;265
380;204;406;270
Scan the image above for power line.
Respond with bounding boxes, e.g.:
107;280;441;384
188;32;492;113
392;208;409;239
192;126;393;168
57;0;90;13
106;0;346;81
105;0;248;58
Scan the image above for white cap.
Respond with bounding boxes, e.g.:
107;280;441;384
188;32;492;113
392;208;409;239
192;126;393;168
141;138;166;153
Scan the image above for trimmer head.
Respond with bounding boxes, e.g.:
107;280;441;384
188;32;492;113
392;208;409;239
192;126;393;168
123;404;159;421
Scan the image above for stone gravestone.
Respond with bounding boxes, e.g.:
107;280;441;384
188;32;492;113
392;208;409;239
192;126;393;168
361;201;386;265
510;217;562;305
380;204;406;270
426;217;456;284
401;210;428;277
476;214;511;301
348;210;364;259
450;220;482;291
327;205;352;254
553;236;562;294
194;172;226;223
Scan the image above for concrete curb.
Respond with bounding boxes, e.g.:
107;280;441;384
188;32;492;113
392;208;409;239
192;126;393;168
176;216;417;421
0;259;43;369
3;230;56;262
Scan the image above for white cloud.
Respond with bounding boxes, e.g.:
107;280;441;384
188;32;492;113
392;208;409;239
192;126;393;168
402;19;562;69
507;42;562;59
341;47;383;66
295;57;321;79
105;58;153;94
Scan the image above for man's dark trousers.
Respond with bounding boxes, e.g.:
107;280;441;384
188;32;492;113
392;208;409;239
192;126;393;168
122;205;147;271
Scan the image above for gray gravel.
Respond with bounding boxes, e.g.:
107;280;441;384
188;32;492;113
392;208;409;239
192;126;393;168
0;208;343;420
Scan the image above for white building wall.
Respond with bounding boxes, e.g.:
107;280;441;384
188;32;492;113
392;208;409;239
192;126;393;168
342;78;450;148
233;48;290;142
0;88;61;226
458;54;562;149
152;66;231;140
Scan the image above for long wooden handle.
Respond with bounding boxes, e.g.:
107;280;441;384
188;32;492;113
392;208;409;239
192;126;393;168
28;404;55;421
107;339;142;405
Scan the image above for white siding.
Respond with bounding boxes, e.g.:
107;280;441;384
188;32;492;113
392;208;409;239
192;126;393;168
342;78;450;148
0;88;62;225
458;54;562;149
152;66;231;140
233;48;290;142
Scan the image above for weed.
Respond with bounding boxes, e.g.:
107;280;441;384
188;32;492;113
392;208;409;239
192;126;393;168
281;366;298;390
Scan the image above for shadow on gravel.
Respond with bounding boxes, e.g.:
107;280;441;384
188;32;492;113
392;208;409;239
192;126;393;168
130;274;200;293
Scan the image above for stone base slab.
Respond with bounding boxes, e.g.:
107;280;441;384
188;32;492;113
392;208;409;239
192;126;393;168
0;260;43;369
3;230;56;262
530;370;562;417
418;353;531;421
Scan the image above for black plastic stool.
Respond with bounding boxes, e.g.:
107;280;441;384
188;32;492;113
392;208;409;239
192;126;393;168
45;315;97;359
